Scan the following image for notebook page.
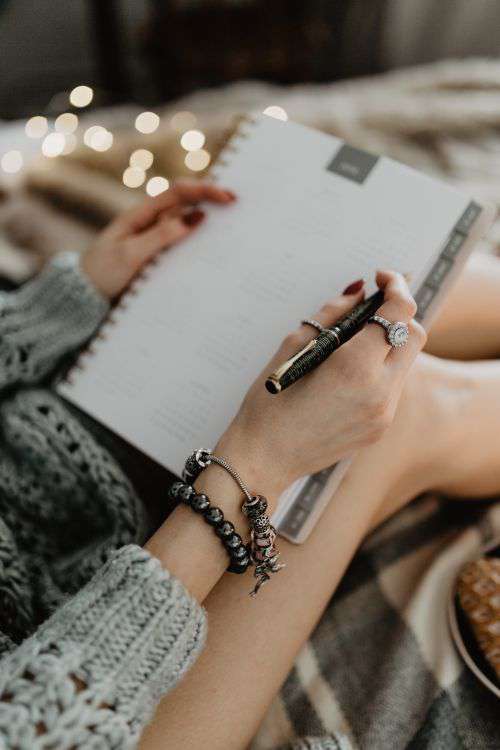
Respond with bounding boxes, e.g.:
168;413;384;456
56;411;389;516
59;115;471;475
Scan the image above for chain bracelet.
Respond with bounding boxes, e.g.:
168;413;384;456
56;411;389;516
198;451;253;502
183;448;285;596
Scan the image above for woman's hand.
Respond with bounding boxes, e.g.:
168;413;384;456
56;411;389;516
216;270;427;504
82;180;236;299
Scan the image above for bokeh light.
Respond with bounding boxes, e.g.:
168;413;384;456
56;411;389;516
130;148;154;170
146;176;169;196
180;129;205;152
84;125;102;147
1;150;23;174
70;85;94;108
123;166;146;188
170;111;197;132
90;129;113;152
184;149;211;172
263;105;288;121
25;116;48;139
62;134;78;155
83;126;113;151
42;132;66;158
55;112;79;134
135;111;160;134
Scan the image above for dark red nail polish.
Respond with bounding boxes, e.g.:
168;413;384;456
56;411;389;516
225;190;237;201
183;209;205;227
343;279;364;295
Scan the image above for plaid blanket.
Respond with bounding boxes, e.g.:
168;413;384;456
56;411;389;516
254;496;500;749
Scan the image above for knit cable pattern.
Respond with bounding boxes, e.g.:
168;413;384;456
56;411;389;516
0;252;108;390
0;545;207;749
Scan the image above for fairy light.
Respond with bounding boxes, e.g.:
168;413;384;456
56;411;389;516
84;125;102;147
83;126;113;151
70;85;94;108
135;111;160;134
180;129;205;152
42;132;66;158
130;149;154;170
171;111;197;132
263;105;288;121
184;149;210;172
90;129;113;152
25;116;48;139
1;150;23;174
62;133;77;155
146;176;169;196
123;166;146;188
55;112;79;134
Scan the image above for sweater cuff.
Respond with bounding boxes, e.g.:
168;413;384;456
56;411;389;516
0;252;109;386
36;545;207;725
283;737;353;750
0;546;206;748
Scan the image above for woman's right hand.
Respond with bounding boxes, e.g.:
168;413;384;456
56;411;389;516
215;270;426;504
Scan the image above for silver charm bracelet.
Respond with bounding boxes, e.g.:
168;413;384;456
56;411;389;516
183;449;285;596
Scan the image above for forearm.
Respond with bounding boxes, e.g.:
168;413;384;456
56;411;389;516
140;450;394;750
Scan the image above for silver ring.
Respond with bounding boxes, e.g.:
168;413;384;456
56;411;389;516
301;318;325;333
368;315;409;348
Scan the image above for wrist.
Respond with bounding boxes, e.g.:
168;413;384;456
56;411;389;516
212;428;285;511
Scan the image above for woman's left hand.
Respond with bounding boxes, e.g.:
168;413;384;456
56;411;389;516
82;180;236;299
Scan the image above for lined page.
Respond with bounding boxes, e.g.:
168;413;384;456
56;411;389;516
59;115;471;475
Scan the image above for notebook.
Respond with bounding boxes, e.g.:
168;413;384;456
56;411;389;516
58;114;494;542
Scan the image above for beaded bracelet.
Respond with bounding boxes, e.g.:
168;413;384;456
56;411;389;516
183;449;285;596
169;480;251;574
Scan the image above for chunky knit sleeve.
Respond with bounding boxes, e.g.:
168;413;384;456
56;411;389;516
0;545;207;749
0;252;108;391
278;736;353;750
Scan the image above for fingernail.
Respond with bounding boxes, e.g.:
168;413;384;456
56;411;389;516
343;279;364;295
183;209;205;227
225;190;237;201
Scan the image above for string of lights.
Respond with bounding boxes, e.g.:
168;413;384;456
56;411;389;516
1;84;288;197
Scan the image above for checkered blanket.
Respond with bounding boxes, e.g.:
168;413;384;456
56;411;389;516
254;496;500;749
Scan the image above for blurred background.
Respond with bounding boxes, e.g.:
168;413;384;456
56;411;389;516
1;0;500;283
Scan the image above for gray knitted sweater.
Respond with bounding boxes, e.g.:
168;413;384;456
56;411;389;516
0;255;344;750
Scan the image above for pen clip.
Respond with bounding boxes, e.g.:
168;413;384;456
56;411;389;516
266;338;317;393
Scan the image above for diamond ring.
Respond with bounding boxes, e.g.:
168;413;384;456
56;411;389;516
368;315;409;348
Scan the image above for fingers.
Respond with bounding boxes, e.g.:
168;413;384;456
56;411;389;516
354;270;417;360
126;211;202;266
118;180;236;234
271;283;365;366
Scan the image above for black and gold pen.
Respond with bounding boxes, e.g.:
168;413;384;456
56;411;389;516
265;289;385;394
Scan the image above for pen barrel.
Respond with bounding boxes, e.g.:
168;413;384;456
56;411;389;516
278;331;338;390
271;289;385;393
334;289;385;341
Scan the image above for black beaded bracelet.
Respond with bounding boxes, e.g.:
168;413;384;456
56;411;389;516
182;449;285;597
169;480;251;574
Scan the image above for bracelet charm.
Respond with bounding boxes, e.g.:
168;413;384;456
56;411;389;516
182;449;285;596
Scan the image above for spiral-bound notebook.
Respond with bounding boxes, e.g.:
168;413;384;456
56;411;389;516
58;114;493;542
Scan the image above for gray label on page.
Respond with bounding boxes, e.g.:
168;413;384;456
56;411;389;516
327;144;379;184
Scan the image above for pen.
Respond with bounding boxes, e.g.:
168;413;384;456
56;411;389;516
265;289;385;394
